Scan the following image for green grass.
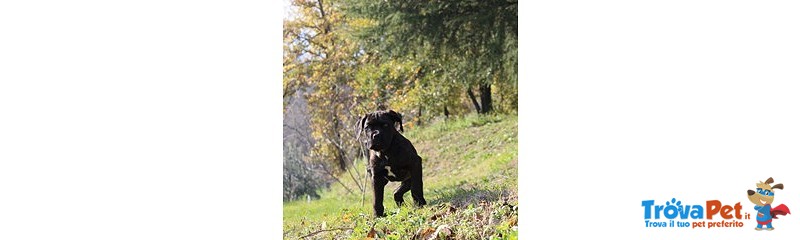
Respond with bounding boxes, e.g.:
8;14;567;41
284;114;518;239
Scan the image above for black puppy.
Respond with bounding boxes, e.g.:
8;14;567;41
359;110;426;217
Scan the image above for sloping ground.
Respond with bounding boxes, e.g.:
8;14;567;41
284;114;518;239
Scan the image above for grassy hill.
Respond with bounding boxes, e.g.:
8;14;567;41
283;114;518;239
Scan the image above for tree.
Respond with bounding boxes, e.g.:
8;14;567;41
345;0;518;114
284;0;367;195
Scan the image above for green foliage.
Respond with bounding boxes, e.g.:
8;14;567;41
352;57;467;125
345;0;518;115
353;58;414;108
284;114;518;239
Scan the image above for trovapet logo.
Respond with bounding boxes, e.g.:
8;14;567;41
641;198;746;229
641;177;791;230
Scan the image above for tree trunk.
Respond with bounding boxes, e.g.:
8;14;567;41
333;119;347;171
417;105;422;126
479;83;492;113
467;87;481;114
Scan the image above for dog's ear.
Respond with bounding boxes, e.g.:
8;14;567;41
773;183;784;190
387;110;403;132
765;177;775;184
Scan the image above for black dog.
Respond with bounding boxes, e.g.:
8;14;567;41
359;110;426;217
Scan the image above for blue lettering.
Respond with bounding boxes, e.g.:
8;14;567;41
690;205;703;219
643;199;705;220
642;200;654;219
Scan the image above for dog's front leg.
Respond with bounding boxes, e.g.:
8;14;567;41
372;174;388;217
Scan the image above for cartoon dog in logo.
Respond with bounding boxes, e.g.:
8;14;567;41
747;177;791;231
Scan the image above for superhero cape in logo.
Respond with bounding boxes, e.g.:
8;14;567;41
771;204;791;219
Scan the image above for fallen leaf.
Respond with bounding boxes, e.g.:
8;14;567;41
507;216;518;226
365;227;376;239
434;224;452;239
430;208;452;221
413;227;435;240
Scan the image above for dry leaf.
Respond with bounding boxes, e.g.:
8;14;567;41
365;227;376;239
435;224;452;239
507;216;518;226
414;227;436;240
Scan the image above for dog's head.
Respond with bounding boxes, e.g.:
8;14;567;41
358;110;404;151
747;177;783;206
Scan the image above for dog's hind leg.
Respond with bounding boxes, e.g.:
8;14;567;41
410;181;426;207
394;181;412;207
410;165;427;207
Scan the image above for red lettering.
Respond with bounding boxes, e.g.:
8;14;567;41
720;205;733;219
706;200;744;219
734;203;742;219
706;200;721;219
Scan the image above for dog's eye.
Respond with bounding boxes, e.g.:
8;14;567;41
383;123;389;128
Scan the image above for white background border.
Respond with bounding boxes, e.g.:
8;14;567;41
1;0;279;239
2;0;800;239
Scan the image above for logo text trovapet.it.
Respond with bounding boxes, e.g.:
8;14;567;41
641;198;748;229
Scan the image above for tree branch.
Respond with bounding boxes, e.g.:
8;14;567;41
300;227;353;239
319;163;355;195
316;0;326;19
